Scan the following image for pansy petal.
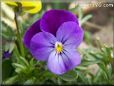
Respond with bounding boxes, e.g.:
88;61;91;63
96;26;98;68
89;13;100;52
23;19;41;48
47;51;66;75
21;1;42;14
40;10;78;35
47;49;81;75
61;49;81;71
56;21;84;48
30;32;57;61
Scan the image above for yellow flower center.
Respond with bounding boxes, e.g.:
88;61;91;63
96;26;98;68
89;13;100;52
55;42;63;53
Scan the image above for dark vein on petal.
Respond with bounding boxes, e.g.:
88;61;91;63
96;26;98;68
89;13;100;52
63;50;74;68
60;54;67;71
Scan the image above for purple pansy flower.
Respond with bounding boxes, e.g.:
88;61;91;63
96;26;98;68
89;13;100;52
23;10;84;75
2;50;11;59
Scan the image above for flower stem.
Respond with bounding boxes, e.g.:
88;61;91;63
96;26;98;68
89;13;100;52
14;10;25;57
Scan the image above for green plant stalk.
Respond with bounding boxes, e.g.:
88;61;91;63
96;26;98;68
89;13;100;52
14;11;25;57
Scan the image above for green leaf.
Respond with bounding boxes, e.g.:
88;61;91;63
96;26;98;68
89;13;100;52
81;60;101;66
30;58;34;66
80;14;92;26
93;69;101;83
15;68;22;74
107;64;112;79
84;31;92;44
13;44;20;59
78;6;83;21
19;56;29;67
98;63;109;80
76;66;87;70
12;63;26;70
100;46;113;65
24;77;36;85
59;70;77;82
75;70;87;84
57;77;62;85
89;52;103;60
3;75;18;84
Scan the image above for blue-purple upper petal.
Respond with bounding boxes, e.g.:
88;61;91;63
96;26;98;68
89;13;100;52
23;19;41;48
40;10;78;35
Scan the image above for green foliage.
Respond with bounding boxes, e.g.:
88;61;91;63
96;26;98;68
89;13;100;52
77;45;113;84
84;31;92;44
3;44;113;85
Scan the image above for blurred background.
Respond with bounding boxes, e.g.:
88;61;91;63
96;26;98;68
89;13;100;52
1;0;114;85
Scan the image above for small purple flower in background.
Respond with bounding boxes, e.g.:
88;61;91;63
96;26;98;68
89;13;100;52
23;10;84;75
2;50;11;59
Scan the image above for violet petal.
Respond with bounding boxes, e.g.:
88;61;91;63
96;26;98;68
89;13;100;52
23;19;41;48
47;51;66;75
30;32;57;61
2;50;11;59
40;10;78;35
61;49;81;72
56;21;84;48
47;49;81;75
